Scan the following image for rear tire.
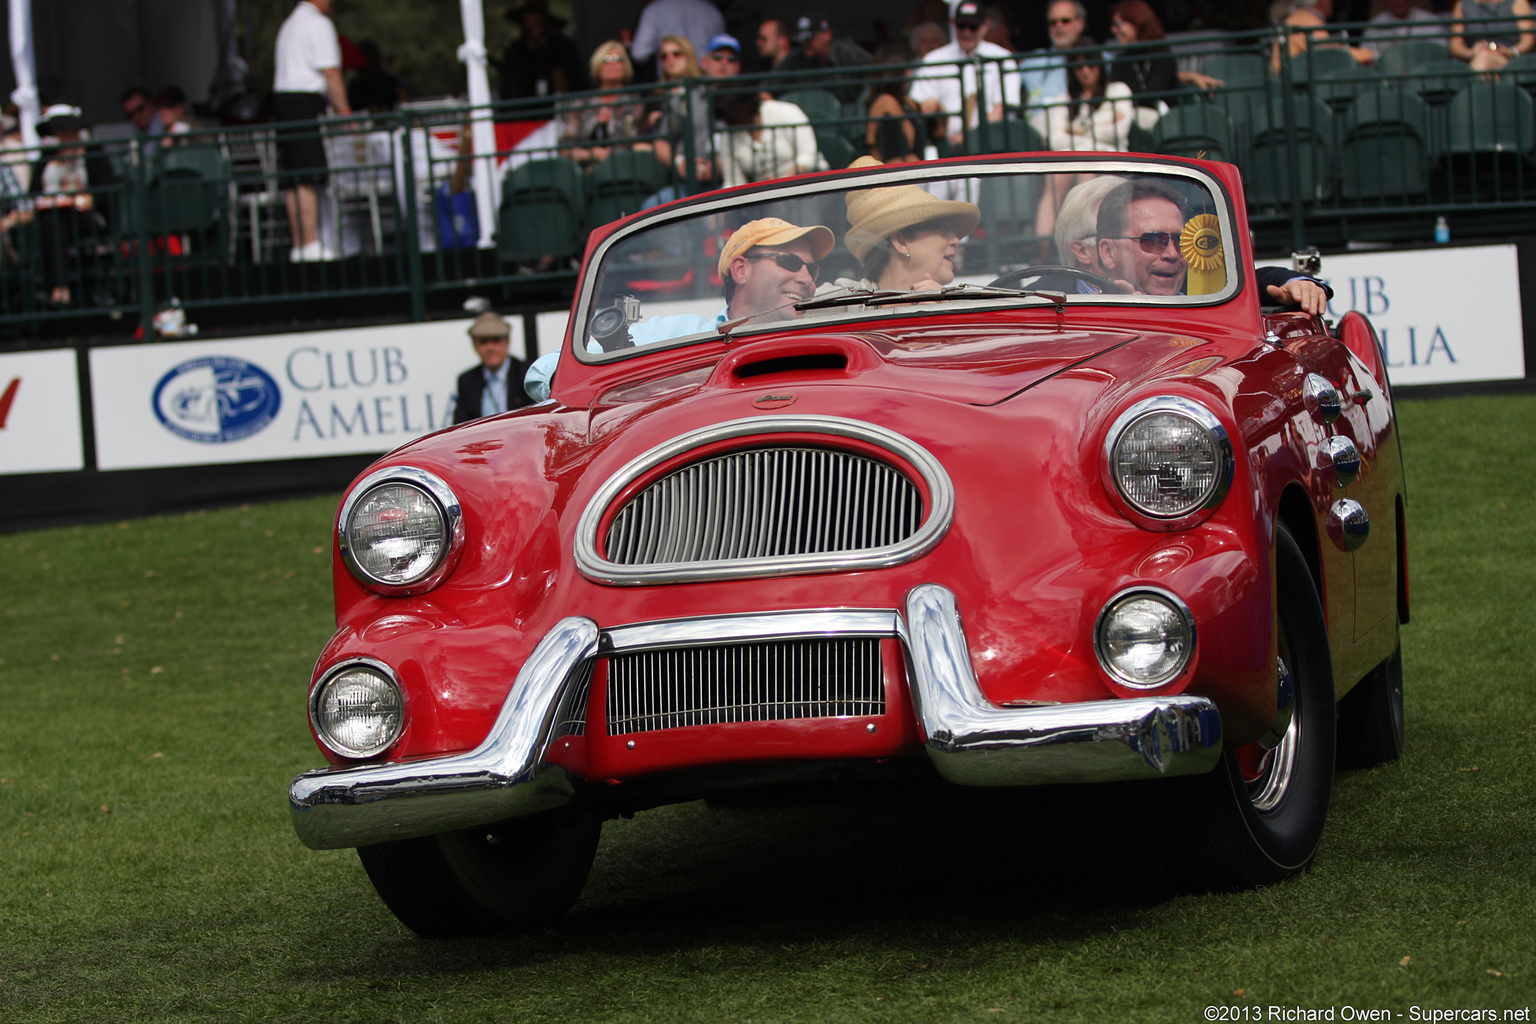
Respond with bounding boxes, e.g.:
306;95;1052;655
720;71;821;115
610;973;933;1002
1336;641;1405;769
1192;523;1337;889
357;804;600;938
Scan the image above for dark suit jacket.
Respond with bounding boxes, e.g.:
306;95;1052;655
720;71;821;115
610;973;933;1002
453;360;531;424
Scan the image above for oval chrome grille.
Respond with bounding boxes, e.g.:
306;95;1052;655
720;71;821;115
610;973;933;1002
605;447;923;566
576;416;955;585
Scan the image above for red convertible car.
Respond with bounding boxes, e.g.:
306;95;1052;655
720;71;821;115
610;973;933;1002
289;154;1407;936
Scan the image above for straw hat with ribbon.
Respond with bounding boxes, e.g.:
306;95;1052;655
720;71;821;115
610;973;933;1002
843;156;980;264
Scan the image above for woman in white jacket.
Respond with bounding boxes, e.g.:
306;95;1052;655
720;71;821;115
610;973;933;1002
1044;47;1135;153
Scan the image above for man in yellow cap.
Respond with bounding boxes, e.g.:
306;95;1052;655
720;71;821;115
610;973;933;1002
454;311;531;424
523;217;835;403
629;216;836;345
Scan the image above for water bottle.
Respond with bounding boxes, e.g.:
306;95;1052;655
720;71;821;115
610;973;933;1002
1434;216;1450;244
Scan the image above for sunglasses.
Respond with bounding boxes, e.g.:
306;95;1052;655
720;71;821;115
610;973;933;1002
1115;232;1181;254
660;49;685;59
713;51;741;61
474;335;510;345
746;250;820;279
955;21;982;31
602;52;625;63
1049;16;1080;25
124;102;146;116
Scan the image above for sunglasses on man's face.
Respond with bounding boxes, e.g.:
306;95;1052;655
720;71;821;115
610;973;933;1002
713;51;741;62
746;250;820;279
1049;16;1080;26
1115;231;1181;254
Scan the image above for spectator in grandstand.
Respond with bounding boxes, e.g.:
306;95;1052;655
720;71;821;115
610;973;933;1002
498;0;586;115
864;45;935;162
272;0;351;263
121;85;165;159
1044;45;1136;152
909;0;1021;146
984;5;1015;51
557;42;650;166
701;33;744;77
30;104;114;308
1018;0;1088;111
713;91;827;187
1107;2;1222;112
1363;0;1449;57
1448;0;1534;71
842;155;981;291
454;312;532;424
1271;0;1377;71
347;40;410;114
909;21;948;57
630;0;725;74
757;18;795;68
775;13;873;103
649;36;716;185
154;86;192;142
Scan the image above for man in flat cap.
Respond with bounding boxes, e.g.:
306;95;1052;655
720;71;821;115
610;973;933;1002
454;311;533;424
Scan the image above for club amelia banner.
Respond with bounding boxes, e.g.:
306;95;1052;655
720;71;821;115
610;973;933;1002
90;318;525;471
1317;244;1524;387
0;349;86;474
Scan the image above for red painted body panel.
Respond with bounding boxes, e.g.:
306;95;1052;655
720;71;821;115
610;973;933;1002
306;155;1405;799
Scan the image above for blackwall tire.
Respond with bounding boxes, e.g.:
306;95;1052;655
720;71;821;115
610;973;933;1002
357;804;601;938
1336;641;1405;770
1193;523;1337;889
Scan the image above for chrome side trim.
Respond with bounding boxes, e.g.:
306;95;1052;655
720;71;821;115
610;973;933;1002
1327;497;1370;552
903;584;1223;785
1318;435;1362;488
289;617;599;850
574;416;954;586
337;465;465;596
1303;373;1343;424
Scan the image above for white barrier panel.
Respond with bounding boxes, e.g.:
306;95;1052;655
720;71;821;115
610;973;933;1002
90;318;516;471
0;349;85;474
1321;244;1524;387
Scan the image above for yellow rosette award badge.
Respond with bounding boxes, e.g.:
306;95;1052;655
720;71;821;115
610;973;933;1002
1180;214;1225;295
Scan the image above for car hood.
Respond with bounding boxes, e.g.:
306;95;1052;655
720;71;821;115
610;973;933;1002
589;321;1146;422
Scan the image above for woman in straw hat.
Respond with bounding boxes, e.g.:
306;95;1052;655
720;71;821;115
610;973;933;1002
841;156;980;292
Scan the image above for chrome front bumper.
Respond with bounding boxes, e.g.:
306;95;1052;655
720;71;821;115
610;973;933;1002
289;584;1223;850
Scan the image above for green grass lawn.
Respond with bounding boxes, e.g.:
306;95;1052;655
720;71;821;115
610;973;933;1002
2;393;1534;1023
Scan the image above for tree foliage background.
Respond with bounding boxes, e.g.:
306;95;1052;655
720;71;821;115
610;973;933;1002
246;0;524;103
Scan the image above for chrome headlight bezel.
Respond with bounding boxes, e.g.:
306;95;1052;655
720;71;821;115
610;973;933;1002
337;466;464;595
309;658;406;759
1103;396;1234;528
1093;586;1196;690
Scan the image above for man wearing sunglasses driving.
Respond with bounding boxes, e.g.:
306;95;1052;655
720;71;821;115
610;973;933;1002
1097;178;1330;314
626;217;837;346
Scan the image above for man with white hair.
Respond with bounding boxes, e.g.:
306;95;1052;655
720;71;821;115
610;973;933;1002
908;0;1021;146
1017;0;1089;110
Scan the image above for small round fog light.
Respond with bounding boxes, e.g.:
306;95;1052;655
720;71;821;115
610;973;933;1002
311;661;404;758
1094;588;1194;689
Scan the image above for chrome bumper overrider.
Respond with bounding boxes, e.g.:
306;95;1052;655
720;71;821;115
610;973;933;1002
289;584;1223;850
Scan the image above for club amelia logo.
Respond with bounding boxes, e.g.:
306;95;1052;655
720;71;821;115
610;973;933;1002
152;356;282;443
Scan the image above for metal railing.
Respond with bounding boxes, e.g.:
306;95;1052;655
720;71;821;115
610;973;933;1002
3;20;1532;343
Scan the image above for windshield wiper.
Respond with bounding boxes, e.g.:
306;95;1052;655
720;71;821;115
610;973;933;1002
865;284;1065;305
797;284;1065;312
794;287;908;311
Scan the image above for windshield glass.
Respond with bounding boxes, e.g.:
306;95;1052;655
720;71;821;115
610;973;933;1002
576;160;1237;360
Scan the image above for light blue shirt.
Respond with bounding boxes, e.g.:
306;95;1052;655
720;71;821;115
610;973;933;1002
1017;48;1068;111
522;305;729;403
480;362;509;418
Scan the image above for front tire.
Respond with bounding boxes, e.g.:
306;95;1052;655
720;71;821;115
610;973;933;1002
1192;523;1337;889
357;804;601;938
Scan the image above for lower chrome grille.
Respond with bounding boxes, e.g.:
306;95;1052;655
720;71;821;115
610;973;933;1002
605;637;885;735
551;662;594;740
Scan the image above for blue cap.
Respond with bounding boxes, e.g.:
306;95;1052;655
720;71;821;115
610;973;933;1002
707;33;741;54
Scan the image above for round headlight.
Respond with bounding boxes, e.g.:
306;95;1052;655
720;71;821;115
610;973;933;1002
1107;398;1232;520
1095;589;1194;689
311;662;404;758
339;468;461;591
